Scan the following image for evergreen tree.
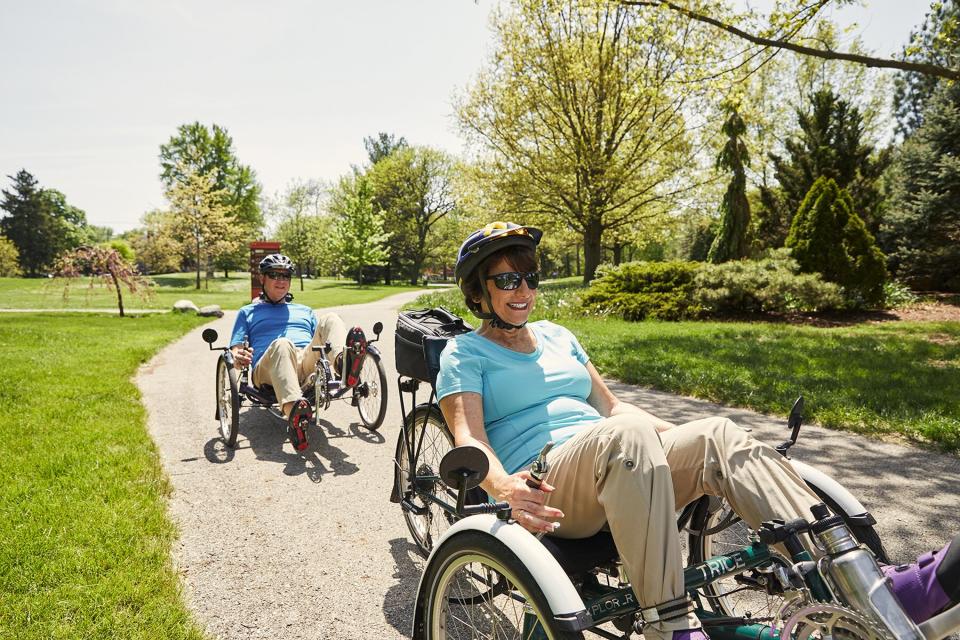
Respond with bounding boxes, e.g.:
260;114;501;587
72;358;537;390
363;132;408;165
0;170;60;276
786;177;886;306
883;80;960;291
708;107;751;263
893;0;960;138
757;88;891;247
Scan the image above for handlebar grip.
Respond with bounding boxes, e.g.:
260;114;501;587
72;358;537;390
462;501;510;516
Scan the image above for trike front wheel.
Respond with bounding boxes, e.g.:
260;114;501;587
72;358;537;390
355;351;387;430
416;530;583;640
215;355;240;447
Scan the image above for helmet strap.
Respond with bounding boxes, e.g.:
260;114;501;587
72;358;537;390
475;274;527;331
259;291;294;305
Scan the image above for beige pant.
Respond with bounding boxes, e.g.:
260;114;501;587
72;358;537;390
251;312;348;408
543;414;820;638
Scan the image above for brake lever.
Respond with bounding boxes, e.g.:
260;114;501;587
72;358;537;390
525;441;557;538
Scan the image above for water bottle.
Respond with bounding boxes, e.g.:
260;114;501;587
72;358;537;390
810;503;924;640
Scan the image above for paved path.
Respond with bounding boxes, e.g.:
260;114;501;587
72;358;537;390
136;294;960;639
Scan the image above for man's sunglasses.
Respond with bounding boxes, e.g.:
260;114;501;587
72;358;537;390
486;271;540;291
264;271;292;281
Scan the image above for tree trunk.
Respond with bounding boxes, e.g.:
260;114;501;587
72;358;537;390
575;244;581;276
582;222;604;284
195;238;201;290
112;271;125;317
612;242;624;265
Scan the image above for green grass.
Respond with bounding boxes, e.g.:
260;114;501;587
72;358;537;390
407;285;960;452
0;313;210;639
0;273;424;311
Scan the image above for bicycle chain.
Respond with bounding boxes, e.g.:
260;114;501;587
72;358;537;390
314;364;330;412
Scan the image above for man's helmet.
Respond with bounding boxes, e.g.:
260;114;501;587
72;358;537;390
258;253;294;273
454;222;542;289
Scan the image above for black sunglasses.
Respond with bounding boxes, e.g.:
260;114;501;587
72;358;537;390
264;271;292;281
486;271;540;291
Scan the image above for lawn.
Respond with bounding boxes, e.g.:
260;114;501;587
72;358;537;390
0;313;210;639
406;286;960;452
0;273;424;311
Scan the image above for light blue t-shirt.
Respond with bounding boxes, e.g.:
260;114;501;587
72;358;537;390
229;301;317;370
436;320;603;474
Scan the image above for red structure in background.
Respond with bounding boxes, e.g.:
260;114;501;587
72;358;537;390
249;241;281;301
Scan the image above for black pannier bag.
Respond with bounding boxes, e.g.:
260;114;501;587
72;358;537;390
395;307;473;384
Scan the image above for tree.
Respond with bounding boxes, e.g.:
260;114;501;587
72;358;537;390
54;246;151;317
708;106;751;263
328;172;389;283
1;170;47;276
0;235;21;276
894;0;960;137
369;146;458;284
621;1;960;81
364;132;408;165
165;164;240;289
267;180;325;289
882;80;960;291
757;88;890;248
786;177;886;306
458;0;713;282
128;209;183;275
159;122;263;273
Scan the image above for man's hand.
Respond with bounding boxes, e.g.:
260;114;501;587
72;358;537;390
491;471;564;534
231;345;253;370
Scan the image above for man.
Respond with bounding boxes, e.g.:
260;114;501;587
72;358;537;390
229;253;366;451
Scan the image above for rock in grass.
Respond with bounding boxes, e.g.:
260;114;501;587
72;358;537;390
198;304;223;318
173;299;200;314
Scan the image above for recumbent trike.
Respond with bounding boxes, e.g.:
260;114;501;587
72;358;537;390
389;308;960;639
201;320;387;448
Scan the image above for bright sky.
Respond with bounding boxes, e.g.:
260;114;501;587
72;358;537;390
0;0;932;233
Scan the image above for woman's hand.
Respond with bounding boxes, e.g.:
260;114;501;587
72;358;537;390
492;471;564;535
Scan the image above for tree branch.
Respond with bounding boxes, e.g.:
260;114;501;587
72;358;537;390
620;1;960;81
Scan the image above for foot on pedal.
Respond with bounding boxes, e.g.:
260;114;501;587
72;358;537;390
344;327;367;388
287;398;311;452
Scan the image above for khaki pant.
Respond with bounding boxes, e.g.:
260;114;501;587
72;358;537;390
251;312;347;408
543;414;820;639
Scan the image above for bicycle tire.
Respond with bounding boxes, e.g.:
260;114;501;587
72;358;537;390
688;486;888;621
355;351;387;430
396;405;456;557
215;355;240;448
416;530;583;640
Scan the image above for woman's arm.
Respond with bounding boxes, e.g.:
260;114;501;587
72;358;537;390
584;362;676;431
439;392;563;534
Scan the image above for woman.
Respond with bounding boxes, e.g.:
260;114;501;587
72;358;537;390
435;222;957;640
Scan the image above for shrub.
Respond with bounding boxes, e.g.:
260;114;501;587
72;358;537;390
786;177;886;307
581;261;702;320
693;250;843;314
882;280;919;309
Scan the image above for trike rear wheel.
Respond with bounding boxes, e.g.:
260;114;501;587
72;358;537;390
215;355;240;447
397;406;456;556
